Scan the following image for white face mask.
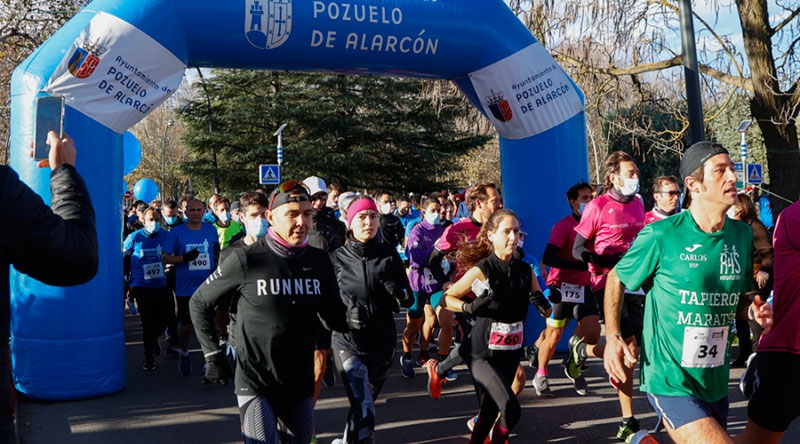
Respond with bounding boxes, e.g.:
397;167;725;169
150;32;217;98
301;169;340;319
379;202;392;215
726;206;739;219
517;239;524;249
424;212;440;226
217;211;230;223
578;202;588;215
619;178;639;197
246;217;268;239
164;215;178;225
144;221;160;234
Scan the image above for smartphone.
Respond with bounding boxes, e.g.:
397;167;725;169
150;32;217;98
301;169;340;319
33;96;65;161
471;278;492;298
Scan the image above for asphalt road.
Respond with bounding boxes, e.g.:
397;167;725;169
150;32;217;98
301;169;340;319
16;313;800;443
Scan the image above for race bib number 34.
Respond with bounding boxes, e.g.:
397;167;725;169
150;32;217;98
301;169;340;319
681;326;728;368
488;321;523;351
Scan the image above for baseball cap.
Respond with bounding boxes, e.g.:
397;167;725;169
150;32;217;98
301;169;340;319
268;180;310;211
302;176;327;196
679;141;729;181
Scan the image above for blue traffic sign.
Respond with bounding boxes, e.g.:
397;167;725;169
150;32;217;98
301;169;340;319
259;164;280;185
747;163;763;184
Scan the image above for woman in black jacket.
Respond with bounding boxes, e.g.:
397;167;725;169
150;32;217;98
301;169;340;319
331;197;412;444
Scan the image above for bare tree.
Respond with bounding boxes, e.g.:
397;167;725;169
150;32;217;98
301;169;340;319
509;0;800;211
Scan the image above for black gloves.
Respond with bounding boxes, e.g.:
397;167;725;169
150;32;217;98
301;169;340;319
183;249;200;262
529;290;551;317
462;294;493;316
582;251;624;268
346;303;369;330
547;284;562;304
201;352;233;385
383;280;413;311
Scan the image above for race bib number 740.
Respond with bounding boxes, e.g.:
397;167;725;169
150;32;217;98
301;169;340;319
681;326;728;368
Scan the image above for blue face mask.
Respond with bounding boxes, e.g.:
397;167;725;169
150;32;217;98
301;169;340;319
144;221;160;235
164;215;178;225
578;202;588;214
424;212;440;226
246;217;268;239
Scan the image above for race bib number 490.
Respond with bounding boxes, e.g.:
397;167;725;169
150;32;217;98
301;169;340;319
681;326;728;368
189;253;211;271
488;321;524;351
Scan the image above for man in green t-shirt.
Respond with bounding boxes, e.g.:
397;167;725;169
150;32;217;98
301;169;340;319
603;141;773;444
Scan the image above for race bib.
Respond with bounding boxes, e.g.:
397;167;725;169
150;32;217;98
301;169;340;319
189;253;211;271
488;321;524;351
681;326;728;368
561;283;585;303
142;262;164;280
423;269;436;286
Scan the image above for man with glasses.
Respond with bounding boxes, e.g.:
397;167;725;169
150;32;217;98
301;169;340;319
645;176;682;225
191;180;348;444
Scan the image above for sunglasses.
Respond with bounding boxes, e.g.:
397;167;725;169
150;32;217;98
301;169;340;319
268;180;310;210
658;191;681;196
311;193;328;202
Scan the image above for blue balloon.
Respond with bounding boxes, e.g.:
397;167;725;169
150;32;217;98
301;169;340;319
122;131;141;176
133;178;159;202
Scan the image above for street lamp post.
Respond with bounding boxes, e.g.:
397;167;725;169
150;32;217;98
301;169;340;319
737;119;752;189
274;123;287;167
162;119;174;201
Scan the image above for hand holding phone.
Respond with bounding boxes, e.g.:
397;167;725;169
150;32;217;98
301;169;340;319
33;96;65;161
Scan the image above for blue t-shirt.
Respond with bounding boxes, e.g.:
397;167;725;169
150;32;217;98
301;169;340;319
171;223;220;297
123;229;176;288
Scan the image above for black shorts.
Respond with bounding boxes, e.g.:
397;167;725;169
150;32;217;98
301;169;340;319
175;295;192;325
594;288;635;340
550;285;599;326
748;352;800;432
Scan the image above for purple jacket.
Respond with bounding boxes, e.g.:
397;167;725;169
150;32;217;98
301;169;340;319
406;220;445;293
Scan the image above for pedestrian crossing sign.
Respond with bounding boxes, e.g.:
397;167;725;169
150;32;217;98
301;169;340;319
747;164;762;184
259;164;280;185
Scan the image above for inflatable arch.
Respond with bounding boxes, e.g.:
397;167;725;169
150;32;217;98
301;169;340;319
10;0;588;399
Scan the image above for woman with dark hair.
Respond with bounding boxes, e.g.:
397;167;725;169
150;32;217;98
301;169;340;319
729;193;774;366
442;209;550;443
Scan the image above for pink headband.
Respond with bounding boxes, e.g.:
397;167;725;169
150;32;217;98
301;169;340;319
347;198;378;226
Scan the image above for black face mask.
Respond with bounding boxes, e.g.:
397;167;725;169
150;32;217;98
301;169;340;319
398;208;409;216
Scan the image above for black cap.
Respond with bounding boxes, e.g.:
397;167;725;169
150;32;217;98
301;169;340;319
268;180;311;211
679;141;729;181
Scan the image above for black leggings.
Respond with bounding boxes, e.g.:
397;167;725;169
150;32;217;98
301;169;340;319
334;348;394;444
238;395;313;444
131;286;170;359
468;355;521;443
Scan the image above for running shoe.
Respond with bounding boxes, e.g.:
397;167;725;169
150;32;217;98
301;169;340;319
415;353;429;368
425;359;445;398
400;355;415;379
573;373;589;396
127;298;137;315
444;368;459;382
739;353;758;399
579;362;590;373
616;417;641;442
626;430;659;444
322;354;335;387
466;415;478;431
527;345;539;369
532;374;553;397
142;357;157;371
178;352;191;377
165;338;179;358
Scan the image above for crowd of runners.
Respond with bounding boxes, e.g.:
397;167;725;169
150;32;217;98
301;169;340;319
118;141;800;444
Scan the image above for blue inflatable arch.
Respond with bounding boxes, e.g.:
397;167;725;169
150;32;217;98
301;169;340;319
10;0;588;399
